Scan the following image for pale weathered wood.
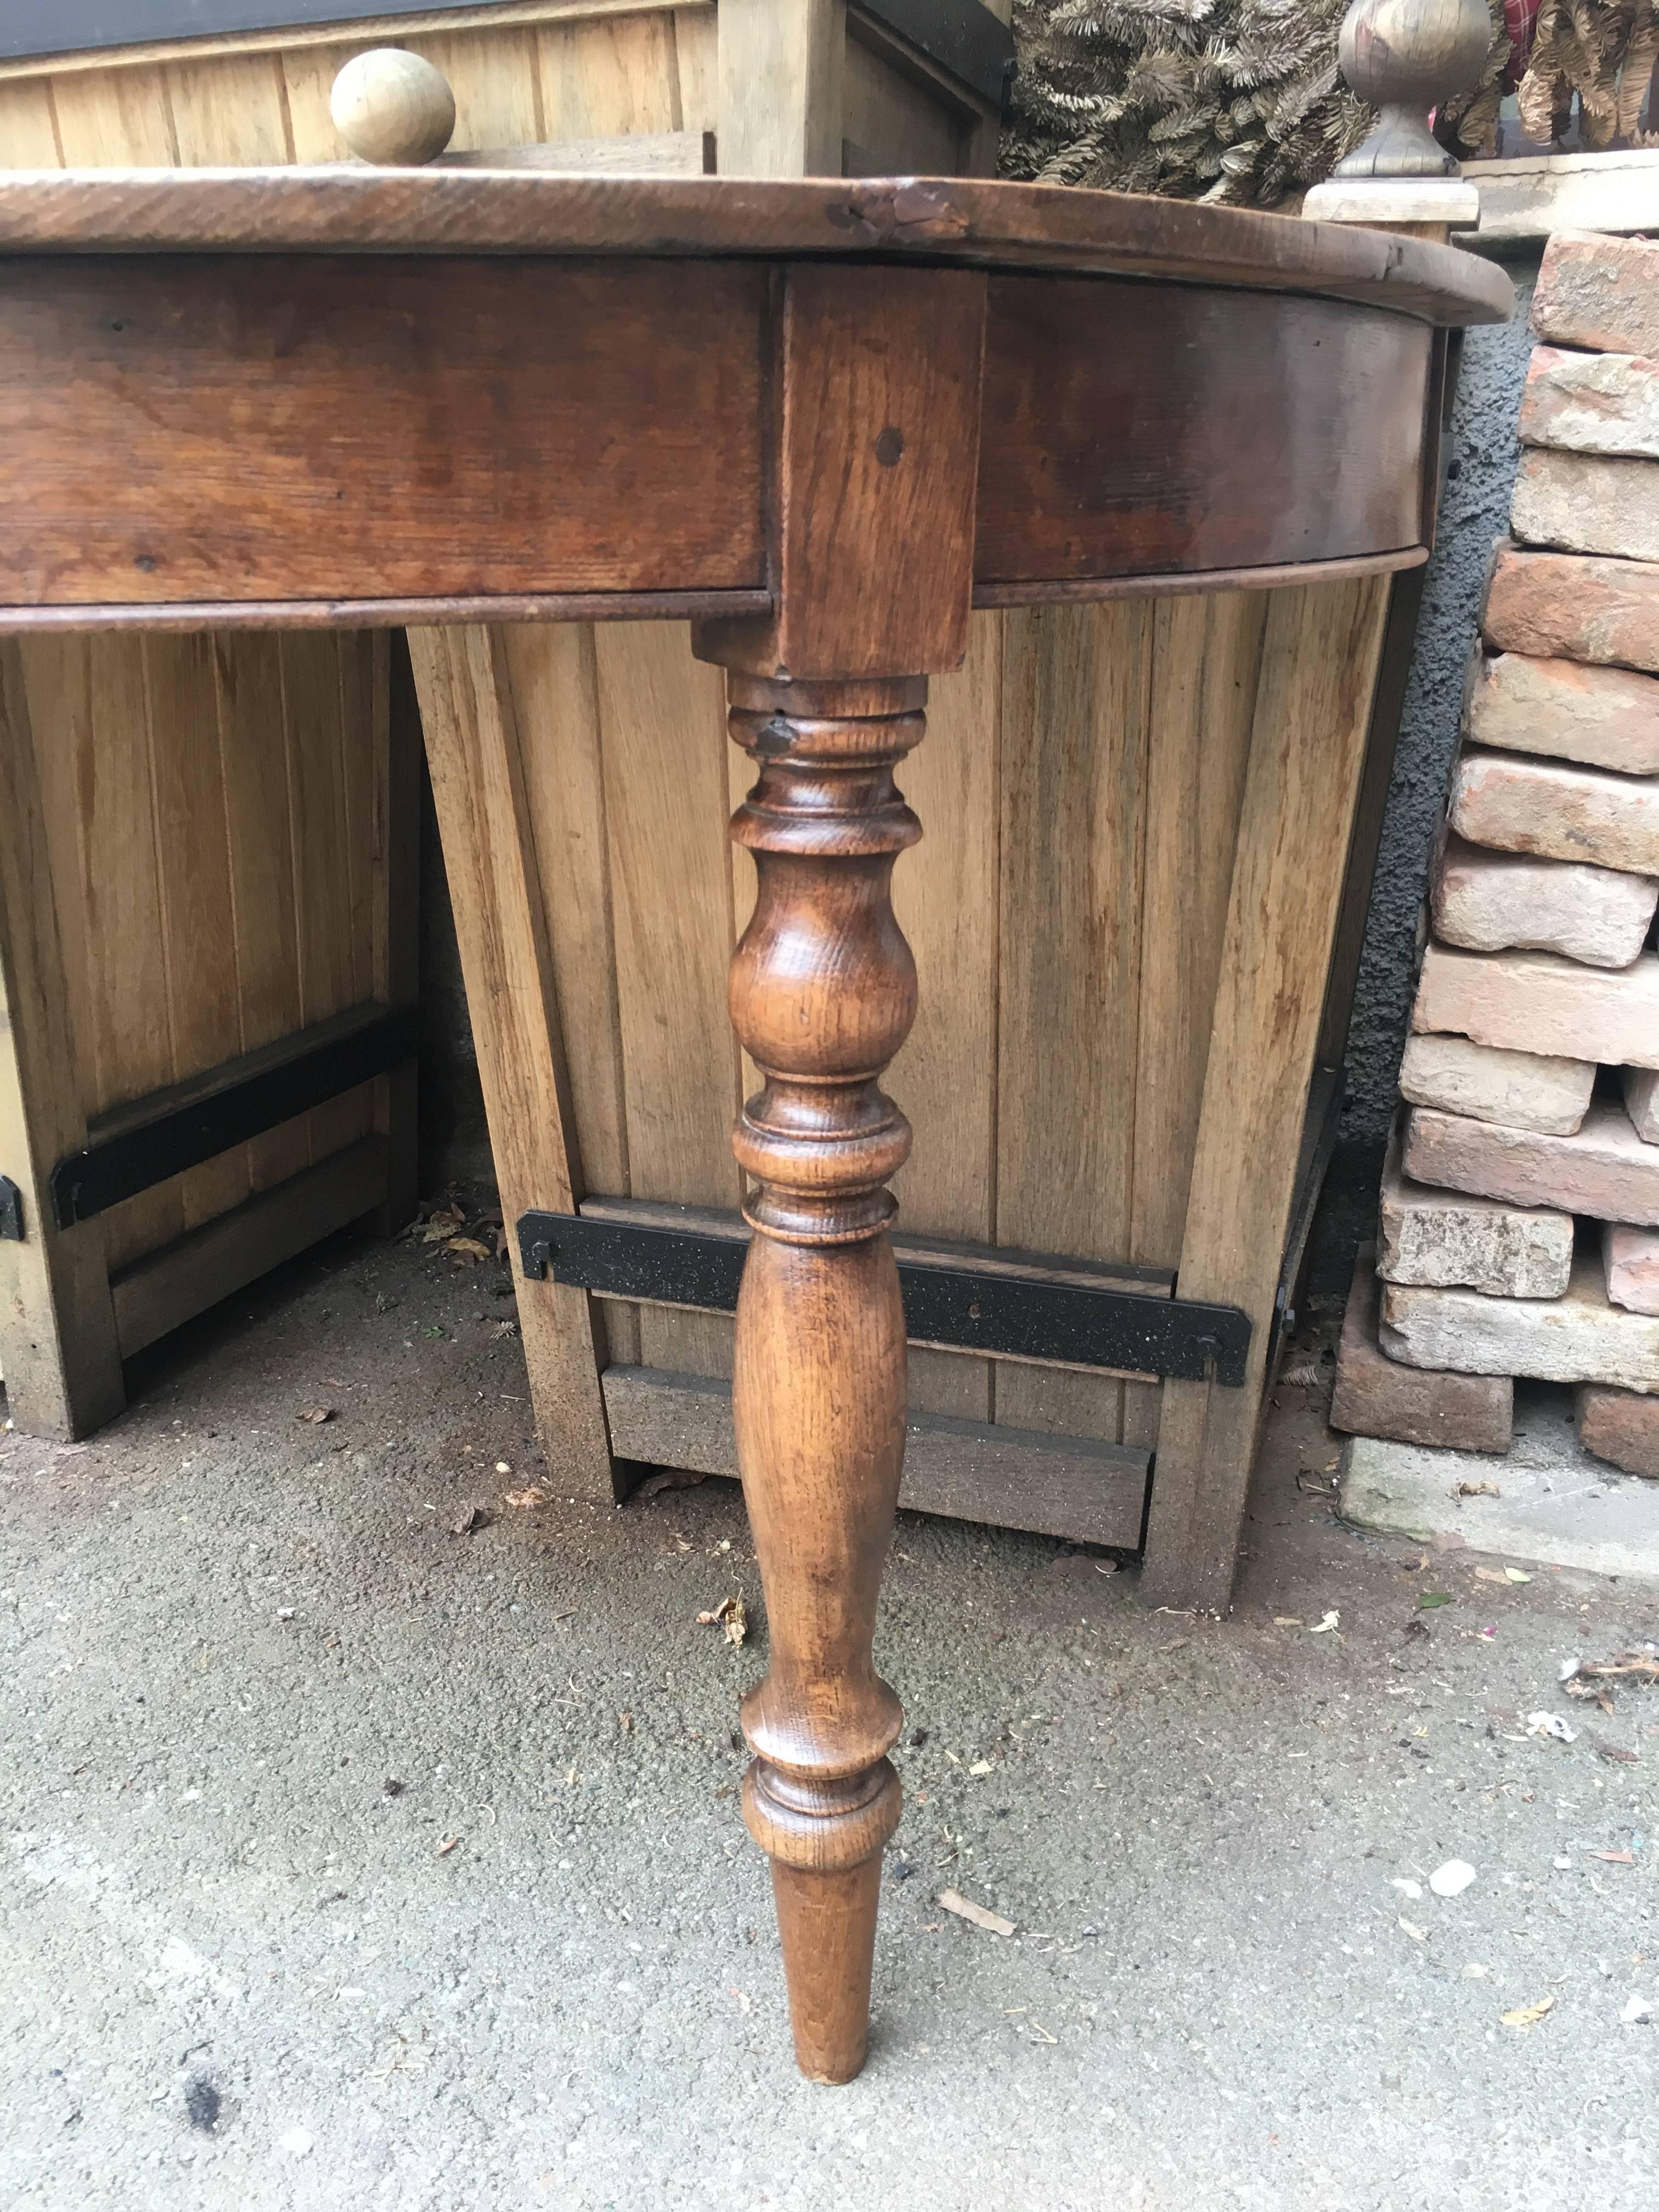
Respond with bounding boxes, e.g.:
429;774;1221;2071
842;33;963;176
601;1365;1149;1545
110;1134;389;1359
506;623;639;1368
0;640;122;1437
596;624;741;1381
441;129;713;173
718;0;844;176
0;76;62;162
889;611;1001;1419
996;601;1152;1443
1141;575;1393;1611
408;622;616;1500
1122;590;1268;1451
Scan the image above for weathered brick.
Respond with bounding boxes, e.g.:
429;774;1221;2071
1521;345;1659;460
1449;747;1659;877
1511;450;1659;566
1532;230;1659;360
1381;1251;1659;1391
1576;1381;1659;1476
1403;1100;1659;1228
1379;1130;1572;1296
1626;1066;1659;1143
1605;1222;1659;1315
1431;832;1657;967
1398;1031;1593;1136
1330;1245;1513;1452
1483;545;1659;675
1466;652;1659;775
1413;944;1659;1069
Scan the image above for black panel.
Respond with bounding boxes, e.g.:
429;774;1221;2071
853;0;1016;108
518;1209;1250;1386
3;2;506;64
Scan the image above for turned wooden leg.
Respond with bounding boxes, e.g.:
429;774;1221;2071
722;669;924;2083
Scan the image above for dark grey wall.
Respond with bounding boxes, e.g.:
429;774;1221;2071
1304;247;1541;1307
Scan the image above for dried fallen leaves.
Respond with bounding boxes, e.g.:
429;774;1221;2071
502;1486;551;1510
1500;1995;1555;2029
1454;1481;1501;1500
295;1406;334;1425
450;1505;489;1537
1474;1565;1530;1584
937;1889;1014;1937
697;1595;747;1650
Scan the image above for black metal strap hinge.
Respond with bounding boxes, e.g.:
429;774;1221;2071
0;1177;24;1242
50;1002;416;1229
518;1208;1250;1387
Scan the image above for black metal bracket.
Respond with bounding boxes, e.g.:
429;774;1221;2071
518;1209;1250;1387
851;0;1017;109
50;1002;416;1229
0;1177;24;1243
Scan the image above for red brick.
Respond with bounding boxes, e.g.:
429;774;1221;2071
1449;747;1659;877
1521;345;1659;461
1576;1382;1659;1477
1532;231;1659;360
1511;450;1659;566
1466;651;1659;775
1483;545;1659;676
1604;1222;1659;1316
1403;1101;1659;1228
1412;944;1659;1070
1330;1245;1512;1453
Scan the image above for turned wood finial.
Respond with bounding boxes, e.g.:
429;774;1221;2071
1335;0;1491;176
330;48;456;167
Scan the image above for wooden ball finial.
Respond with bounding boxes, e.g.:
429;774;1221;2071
330;48;456;167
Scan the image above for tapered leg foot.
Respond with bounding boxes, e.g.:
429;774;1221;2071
771;1859;885;2084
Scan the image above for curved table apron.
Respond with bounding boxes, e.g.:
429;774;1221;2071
0;170;1509;2083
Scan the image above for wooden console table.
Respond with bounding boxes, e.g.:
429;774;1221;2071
0;169;1506;2079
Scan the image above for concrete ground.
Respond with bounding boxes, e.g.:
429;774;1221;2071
2;1217;1655;2212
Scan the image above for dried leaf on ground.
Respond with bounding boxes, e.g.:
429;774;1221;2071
938;1889;1015;1937
1499;1995;1555;2028
1526;1711;1576;1743
502;1487;550;1510
295;1406;334;1424
1307;1610;1340;1634
1572;1650;1659;1686
450;1505;489;1537
420;1205;467;1244
637;1469;708;1500
696;1595;747;1649
1274;1616;1304;1627
1504;1567;1532;1582
1280;1359;1321;1387
1455;1481;1501;1499
447;1237;492;1264
1592;1736;1639;1766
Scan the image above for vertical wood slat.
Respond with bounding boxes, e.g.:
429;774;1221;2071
718;0;845;175
596;627;741;1380
889;611;1001;1420
408;624;616;1500
1121;590;1268;1451
1141;575;1393;1612
0;644;123;1438
994;601;1153;1443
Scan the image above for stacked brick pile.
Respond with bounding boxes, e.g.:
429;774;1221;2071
1335;230;1659;1481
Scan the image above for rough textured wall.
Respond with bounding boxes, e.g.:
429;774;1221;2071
1340;250;1543;1155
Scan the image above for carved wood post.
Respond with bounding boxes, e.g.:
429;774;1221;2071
725;669;926;2080
694;255;987;2080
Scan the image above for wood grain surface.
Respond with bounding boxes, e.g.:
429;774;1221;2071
0;170;1513;327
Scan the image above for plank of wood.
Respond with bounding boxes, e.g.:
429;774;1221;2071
166;51;294;163
841;31;964;176
996;600;1152;1443
416;22;543;145
1141;575;1392;1612
110;1134;389;1359
595;623;740;1379
977;280;1432;590
535;7;681;138
0;172;1514;330
889;611;1000;1418
143;632;252;1228
0;76;62;162
47;64;179;163
0;257;768;611
670;3;718;136
408;620;617;1498
505;622;637;1365
71;636;185;1275
716;0;844;176
1122;590;1267;1452
601;1364;1149;1547
441;129;712;173
0;640;122;1438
